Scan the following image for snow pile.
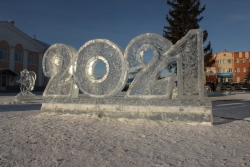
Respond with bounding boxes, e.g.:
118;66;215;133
1;99;27;105
0;92;249;166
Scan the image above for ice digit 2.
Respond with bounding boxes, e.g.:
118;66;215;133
42;44;79;98
124;33;174;98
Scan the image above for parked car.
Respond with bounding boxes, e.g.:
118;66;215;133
205;82;216;92
233;82;250;91
216;82;235;91
122;78;134;91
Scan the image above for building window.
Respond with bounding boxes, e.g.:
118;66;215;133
237;68;240;72
237;77;240;82
28;53;35;64
218;78;221;83
224;68;227;73
228;68;232;72
242;58;246;63
243;68;246;72
236;58;239;63
223;59;227;64
15;50;22;62
227;59;232;63
217;59;221;64
0;47;8;60
219;68;223;73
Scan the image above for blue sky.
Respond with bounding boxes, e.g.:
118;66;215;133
1;0;250;77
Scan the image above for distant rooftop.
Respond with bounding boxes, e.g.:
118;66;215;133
33;39;50;48
1;20;50;49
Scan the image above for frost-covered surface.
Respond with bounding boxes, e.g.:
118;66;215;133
0;93;43;105
0;92;250;166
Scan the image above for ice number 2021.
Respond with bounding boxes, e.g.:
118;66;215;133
42;29;204;99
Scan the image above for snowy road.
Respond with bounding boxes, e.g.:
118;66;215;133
0;92;249;166
210;92;250;122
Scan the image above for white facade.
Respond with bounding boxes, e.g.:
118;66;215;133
0;21;48;91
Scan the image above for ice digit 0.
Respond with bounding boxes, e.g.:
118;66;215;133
74;39;128;98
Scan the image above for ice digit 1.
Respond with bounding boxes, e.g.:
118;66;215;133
42;44;79;98
162;29;204;99
74;39;128;98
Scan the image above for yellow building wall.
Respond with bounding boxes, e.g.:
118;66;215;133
214;52;234;73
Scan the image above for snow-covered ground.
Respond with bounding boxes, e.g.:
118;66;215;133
0;92;250;167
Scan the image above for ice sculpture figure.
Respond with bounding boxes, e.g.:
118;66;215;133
41;29;212;123
42;44;79;98
16;69;36;98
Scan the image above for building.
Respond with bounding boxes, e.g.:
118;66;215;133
213;51;234;83
0;20;49;91
206;51;250;84
233;52;250;83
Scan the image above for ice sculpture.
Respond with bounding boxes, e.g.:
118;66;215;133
41;29;213;123
16;69;36;98
74;39;127;97
124;33;175;98
125;30;204;99
42;44;79;98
